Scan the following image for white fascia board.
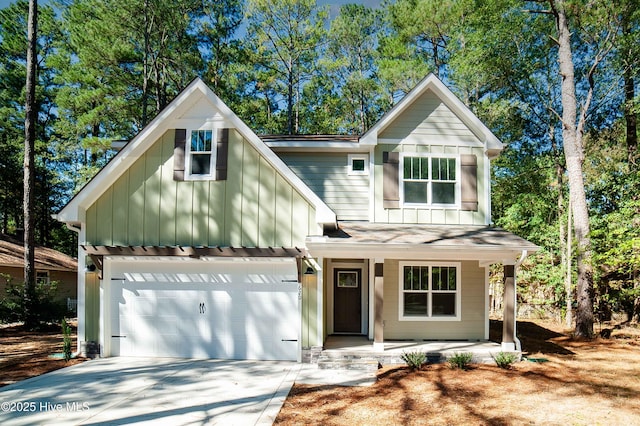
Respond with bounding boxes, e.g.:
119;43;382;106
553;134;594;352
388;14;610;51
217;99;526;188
56;78;336;227
56;79;207;224
267;141;368;152
360;74;504;154
195;84;337;226
227;127;336;225
305;240;537;263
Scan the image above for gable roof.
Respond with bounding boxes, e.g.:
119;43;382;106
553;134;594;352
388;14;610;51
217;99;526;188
55;78;336;227
0;235;77;271
360;73;503;156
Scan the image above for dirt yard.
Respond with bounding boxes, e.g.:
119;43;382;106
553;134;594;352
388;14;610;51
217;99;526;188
276;320;640;425
0;321;84;387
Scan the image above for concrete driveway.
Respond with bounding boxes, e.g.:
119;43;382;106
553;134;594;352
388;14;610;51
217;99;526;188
0;357;299;425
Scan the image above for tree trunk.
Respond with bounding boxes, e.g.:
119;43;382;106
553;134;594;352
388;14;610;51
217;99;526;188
23;0;38;330
622;12;638;167
287;57;294;135
624;71;637;166
553;123;573;328
566;196;573;327
553;0;594;338
141;0;151;126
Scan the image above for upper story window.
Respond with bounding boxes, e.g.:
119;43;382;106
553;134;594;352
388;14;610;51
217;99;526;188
402;155;457;205
173;127;228;182
348;154;368;176
187;129;216;178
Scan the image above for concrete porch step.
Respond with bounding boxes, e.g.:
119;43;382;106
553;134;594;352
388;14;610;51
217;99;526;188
316;350;503;369
317;352;381;371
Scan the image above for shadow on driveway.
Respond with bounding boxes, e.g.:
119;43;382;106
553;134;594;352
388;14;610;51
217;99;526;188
0;357;298;426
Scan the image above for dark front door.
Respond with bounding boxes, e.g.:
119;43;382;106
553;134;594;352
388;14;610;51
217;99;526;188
334;268;361;333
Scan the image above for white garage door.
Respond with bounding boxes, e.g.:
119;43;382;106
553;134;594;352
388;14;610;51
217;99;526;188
108;258;300;361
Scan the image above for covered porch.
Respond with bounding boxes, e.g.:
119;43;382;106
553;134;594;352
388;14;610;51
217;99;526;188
304;222;540;364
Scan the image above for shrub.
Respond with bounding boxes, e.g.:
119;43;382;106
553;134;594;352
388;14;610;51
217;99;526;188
62;318;72;362
401;351;427;370
447;352;473;370
0;276;68;325
492;351;518;369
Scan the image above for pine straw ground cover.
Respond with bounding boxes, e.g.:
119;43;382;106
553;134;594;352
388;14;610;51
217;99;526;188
275;320;640;425
0;321;84;387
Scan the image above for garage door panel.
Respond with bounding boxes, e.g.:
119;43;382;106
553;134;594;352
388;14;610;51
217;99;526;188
110;259;299;360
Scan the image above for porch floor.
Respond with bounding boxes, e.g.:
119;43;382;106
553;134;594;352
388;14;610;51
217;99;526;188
317;335;507;368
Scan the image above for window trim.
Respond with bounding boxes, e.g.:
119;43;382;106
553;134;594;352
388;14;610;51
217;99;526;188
348;154;369;176
185;127;217;181
399;153;460;207
36;270;50;286
398;261;461;321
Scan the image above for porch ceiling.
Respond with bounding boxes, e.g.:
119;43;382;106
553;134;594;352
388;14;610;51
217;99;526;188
306;222;539;262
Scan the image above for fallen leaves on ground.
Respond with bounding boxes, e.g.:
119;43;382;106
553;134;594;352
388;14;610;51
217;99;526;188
0;322;84;387
276;320;640;425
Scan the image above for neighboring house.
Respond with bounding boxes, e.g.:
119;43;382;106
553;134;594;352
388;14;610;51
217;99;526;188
0;234;77;303
55;74;538;361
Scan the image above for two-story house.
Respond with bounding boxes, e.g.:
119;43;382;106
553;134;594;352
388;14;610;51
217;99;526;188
56;74;538;362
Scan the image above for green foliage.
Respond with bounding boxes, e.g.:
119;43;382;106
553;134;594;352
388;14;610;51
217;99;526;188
447;352;473;370
61;318;72;362
401;351;427;370
0;275;68;325
245;0;328;134
492;352;518;369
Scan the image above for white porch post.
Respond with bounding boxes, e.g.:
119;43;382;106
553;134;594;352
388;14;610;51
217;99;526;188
373;259;384;351
76;225;86;354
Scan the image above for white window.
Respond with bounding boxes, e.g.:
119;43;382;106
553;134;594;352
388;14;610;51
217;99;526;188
36;271;50;286
186;129;216;179
402;154;457;205
348;154;368;176
399;262;461;321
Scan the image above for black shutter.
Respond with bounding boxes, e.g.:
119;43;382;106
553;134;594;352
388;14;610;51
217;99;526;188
173;129;186;181
383;151;400;208
215;128;229;180
460;154;478;211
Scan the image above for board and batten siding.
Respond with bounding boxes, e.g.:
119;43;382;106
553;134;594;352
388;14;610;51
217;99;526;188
301;273;319;349
373;88;489;225
278;152;369;221
374;144;487;225
382;260;485;340
85;129;318;247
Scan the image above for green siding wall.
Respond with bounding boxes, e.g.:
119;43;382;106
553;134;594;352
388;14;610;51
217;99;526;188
301;273;319;348
86;129;317;247
379;90;481;144
279;152;369;221
373;144;487;225
382;260;485;340
85;273;100;342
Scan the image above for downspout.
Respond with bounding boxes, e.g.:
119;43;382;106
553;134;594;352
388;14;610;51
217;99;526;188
513;250;528;352
60;220;84;356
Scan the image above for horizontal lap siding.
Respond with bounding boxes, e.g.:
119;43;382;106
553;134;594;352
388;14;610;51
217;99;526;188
279;153;369;221
382;260;485;340
86;129;317;247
